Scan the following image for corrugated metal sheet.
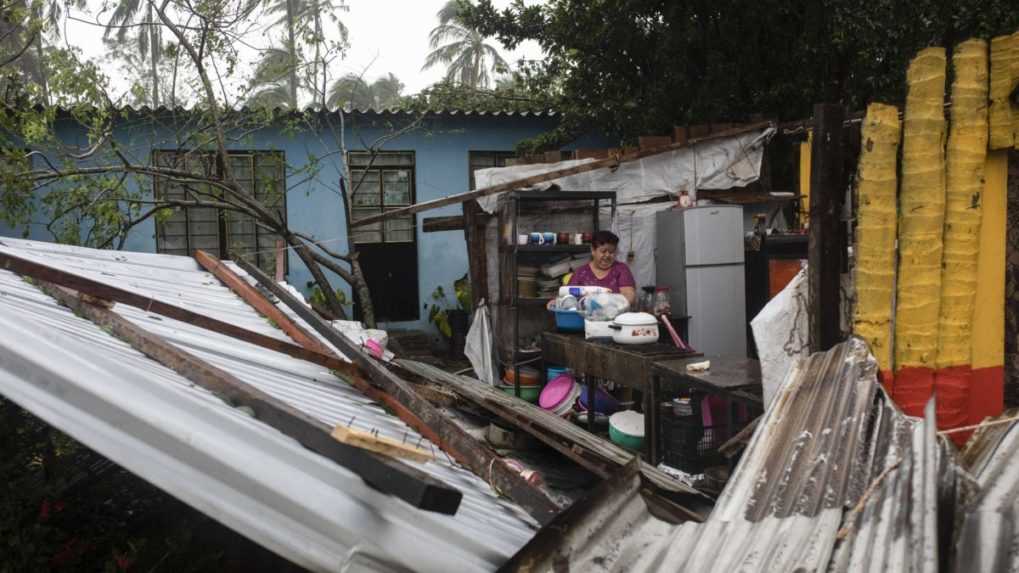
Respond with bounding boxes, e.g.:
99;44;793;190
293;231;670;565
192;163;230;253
510;338;958;573
53;105;557;118
0;238;536;572
953;411;1019;572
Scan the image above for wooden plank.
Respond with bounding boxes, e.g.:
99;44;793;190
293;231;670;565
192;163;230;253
330;425;434;463
350;122;774;228
639;135;672;150
0;249;356;376
395;358;705;503
807;103;846;352
231;256;563;525
422;215;466;233
193;250;331;354
673;126;689;145
35;281;463;514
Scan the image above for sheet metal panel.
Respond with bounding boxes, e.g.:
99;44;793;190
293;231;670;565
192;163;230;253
0;239;537;572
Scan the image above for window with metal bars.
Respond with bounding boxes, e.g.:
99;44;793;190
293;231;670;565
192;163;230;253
468;150;517;190
152;150;286;275
348;151;415;244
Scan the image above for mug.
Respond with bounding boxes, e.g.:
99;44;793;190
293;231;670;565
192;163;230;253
529;232;544;245
557;232;571;245
542;232;557;245
517;234;529;245
572;233;584;245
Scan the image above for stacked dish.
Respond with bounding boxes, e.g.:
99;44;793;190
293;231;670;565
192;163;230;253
539;374;581;417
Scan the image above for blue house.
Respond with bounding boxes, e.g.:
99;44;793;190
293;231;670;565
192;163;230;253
2;108;610;331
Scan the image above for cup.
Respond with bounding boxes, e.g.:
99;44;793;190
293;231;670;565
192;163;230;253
557;232;571;245
517;234;529;245
542;232;557;245
529;232;544;245
572;233;584;245
582;232;593;244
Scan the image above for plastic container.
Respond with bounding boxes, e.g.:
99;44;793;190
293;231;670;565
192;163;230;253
547;366;570;381
578;386;621;415
609;410;645;451
497;384;542;403
552;309;584;332
540;374;581;416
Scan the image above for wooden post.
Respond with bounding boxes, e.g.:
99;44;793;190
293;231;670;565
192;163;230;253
808;103;846;352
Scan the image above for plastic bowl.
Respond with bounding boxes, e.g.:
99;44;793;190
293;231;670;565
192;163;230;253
552;309;584;332
578;386;621;415
609;411;646;451
540;374;579;413
497;384;541;403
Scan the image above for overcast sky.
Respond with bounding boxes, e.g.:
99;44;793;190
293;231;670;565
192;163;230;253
63;0;544;101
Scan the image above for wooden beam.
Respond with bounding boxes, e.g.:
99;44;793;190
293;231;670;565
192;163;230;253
35;281;462;514
0;249;355;376
422;215;466;233
808;103;846;352
394;359;705;508
350;121;775;228
232;256;563;524
193;250;331;354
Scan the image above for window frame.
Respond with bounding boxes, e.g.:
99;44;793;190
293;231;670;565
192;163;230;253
348;150;416;245
152;149;287;274
468;150;518;190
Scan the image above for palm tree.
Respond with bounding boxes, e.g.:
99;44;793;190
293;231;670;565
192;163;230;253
245;46;295;109
422;0;508;90
248;0;348;109
326;73;404;111
103;0;164;107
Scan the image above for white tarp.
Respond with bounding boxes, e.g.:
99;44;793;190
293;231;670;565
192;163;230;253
474;127;775;214
750;268;809;409
465;300;498;385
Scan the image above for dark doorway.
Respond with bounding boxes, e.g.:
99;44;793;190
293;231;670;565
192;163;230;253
355;243;419;322
349;151;419;322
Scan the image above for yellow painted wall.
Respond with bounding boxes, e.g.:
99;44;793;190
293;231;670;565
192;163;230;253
895;48;948;369
937;39;989;368
853;104;901;374
972;151;1007;370
799;131;812;227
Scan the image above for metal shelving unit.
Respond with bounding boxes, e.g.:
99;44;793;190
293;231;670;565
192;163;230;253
505;190;617;399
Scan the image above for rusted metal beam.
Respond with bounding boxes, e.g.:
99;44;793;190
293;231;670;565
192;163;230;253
232;256;563;525
193;250;330;354
351;121;775;228
0;249;355;376
35;281;463;514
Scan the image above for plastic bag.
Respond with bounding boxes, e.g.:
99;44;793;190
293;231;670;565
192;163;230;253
578;293;630;321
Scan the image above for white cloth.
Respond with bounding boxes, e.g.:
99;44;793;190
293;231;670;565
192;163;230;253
750;268;809;409
465;300;498;385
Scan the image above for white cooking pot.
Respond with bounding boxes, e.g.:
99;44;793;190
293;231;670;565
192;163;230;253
608;312;659;345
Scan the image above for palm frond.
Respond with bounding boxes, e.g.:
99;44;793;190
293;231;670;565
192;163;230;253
427;23;469;50
422;40;472;71
245;84;291;109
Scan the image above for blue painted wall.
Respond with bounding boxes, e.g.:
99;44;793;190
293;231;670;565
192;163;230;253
1;111;613;331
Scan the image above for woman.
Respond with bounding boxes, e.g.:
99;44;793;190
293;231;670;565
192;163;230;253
555;230;637;307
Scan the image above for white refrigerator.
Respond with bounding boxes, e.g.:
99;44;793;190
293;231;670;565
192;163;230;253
655;205;747;356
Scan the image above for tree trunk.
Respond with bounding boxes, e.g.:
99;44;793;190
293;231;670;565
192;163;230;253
285;0;299;109
339;176;376;327
147;6;160;107
33;36;49;105
285;232;347;319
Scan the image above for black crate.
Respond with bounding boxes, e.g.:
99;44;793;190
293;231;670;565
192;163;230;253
659;408;729;474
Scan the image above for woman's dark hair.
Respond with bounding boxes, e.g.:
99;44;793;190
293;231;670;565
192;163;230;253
591;230;620;249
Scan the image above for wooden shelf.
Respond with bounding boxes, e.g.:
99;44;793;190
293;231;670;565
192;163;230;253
509;244;591;253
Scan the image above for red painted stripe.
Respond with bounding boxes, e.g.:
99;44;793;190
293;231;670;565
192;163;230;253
969;365;1004;426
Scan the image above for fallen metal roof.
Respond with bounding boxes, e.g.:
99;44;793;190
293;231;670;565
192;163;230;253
0;238;536;572
506;338;957;572
953;410;1019;572
55;105;557;119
